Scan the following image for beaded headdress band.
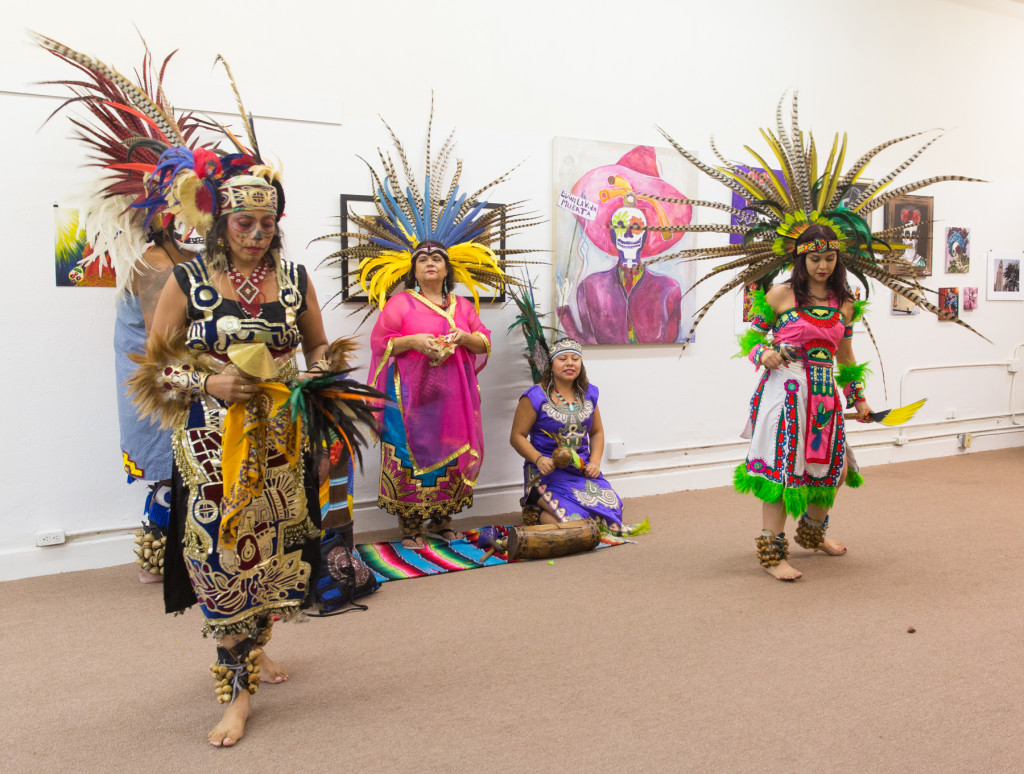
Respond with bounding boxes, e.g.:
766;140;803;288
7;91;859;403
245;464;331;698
218;175;279;214
796;238;841;255
549;339;583;360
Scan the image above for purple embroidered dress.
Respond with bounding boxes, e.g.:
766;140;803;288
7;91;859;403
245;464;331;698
522;384;623;527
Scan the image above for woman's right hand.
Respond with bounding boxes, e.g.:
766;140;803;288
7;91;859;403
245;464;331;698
406;333;443;359
204;372;260;404
535;456;555;476
759;348;784;370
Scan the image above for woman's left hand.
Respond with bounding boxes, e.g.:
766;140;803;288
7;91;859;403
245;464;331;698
583;461;601;478
449;328;472;347
855;402;874;423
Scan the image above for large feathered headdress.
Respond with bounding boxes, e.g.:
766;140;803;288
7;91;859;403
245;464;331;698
31;31;218;294
648;92;987;344
131;56;285;238
317;96;543;311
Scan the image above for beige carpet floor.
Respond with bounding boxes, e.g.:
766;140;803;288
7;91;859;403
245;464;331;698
2;448;1023;774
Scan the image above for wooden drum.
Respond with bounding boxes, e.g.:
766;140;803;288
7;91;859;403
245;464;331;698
506;519;601;561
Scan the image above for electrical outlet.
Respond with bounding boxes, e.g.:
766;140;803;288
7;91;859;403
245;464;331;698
957;433;972;449
607;440;626;461
35;530;66;547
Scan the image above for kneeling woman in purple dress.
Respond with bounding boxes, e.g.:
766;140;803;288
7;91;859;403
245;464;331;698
510;339;625;533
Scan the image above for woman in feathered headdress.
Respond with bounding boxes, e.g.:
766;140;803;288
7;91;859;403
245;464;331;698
33;32;215;583
652;94;986;581
323;99;541;550
76;57;384;745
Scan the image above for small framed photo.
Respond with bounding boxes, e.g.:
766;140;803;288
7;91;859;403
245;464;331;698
986;251;1023;301
884;195;933;277
937;287;959;321
891;290;920;315
963;287;978;310
337;193;508;303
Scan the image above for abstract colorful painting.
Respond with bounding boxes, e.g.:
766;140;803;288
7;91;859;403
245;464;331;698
938;287;959;321
553;139;697;344
944;227;970;273
54;206;115;288
729;166;784;245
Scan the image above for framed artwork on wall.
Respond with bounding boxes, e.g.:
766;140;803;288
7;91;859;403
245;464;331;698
986;251;1023;301
553;138;698;345
963;286;978;310
891;290;921;315
938;287;959;321
336;194;508;304
884;195;933;277
944;227;970;273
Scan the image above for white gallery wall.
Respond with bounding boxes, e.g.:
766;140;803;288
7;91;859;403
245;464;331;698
1;0;1022;580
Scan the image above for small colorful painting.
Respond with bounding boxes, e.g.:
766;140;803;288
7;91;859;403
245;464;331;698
963;286;978;310
987;251;1023;300
944;227;970;273
938;287;959;321
54;206;115;288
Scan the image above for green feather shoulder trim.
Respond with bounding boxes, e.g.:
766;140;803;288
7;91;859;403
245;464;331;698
851;299;868;323
836;361;872;388
749;289;776;325
735;328;769;358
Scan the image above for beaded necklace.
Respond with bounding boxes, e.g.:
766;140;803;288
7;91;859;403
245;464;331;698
550;387;580;411
228;256;271;317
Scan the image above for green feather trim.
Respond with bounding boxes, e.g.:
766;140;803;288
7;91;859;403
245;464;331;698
836;361;872;387
851;299;868;322
735;328;769;358
846;470;864;488
748;289;776;325
734;463;837;517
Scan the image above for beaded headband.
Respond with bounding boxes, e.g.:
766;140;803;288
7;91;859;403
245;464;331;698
549;338;583;360
796;237;841;255
218;175;278;215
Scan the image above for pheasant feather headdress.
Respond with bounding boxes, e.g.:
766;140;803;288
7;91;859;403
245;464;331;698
649;92;987;344
318;96;543;310
31;31;218;294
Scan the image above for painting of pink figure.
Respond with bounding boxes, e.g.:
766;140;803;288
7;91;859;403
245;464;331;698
553;139;697;345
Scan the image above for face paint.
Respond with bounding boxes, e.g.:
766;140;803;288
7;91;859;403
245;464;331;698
173;222;204;254
226;210;277;262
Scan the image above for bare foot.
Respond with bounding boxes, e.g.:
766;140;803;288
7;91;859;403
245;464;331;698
138;570;163;584
819;537;847;556
208;690;250;747
257;649;288;684
764;559;802;581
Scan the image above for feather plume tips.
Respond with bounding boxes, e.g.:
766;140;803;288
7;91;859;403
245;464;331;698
655;92;987;345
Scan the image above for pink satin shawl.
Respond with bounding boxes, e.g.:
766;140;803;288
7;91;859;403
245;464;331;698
368;291;490;480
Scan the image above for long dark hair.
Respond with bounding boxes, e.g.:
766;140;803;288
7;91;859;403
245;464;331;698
789;224;852;308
